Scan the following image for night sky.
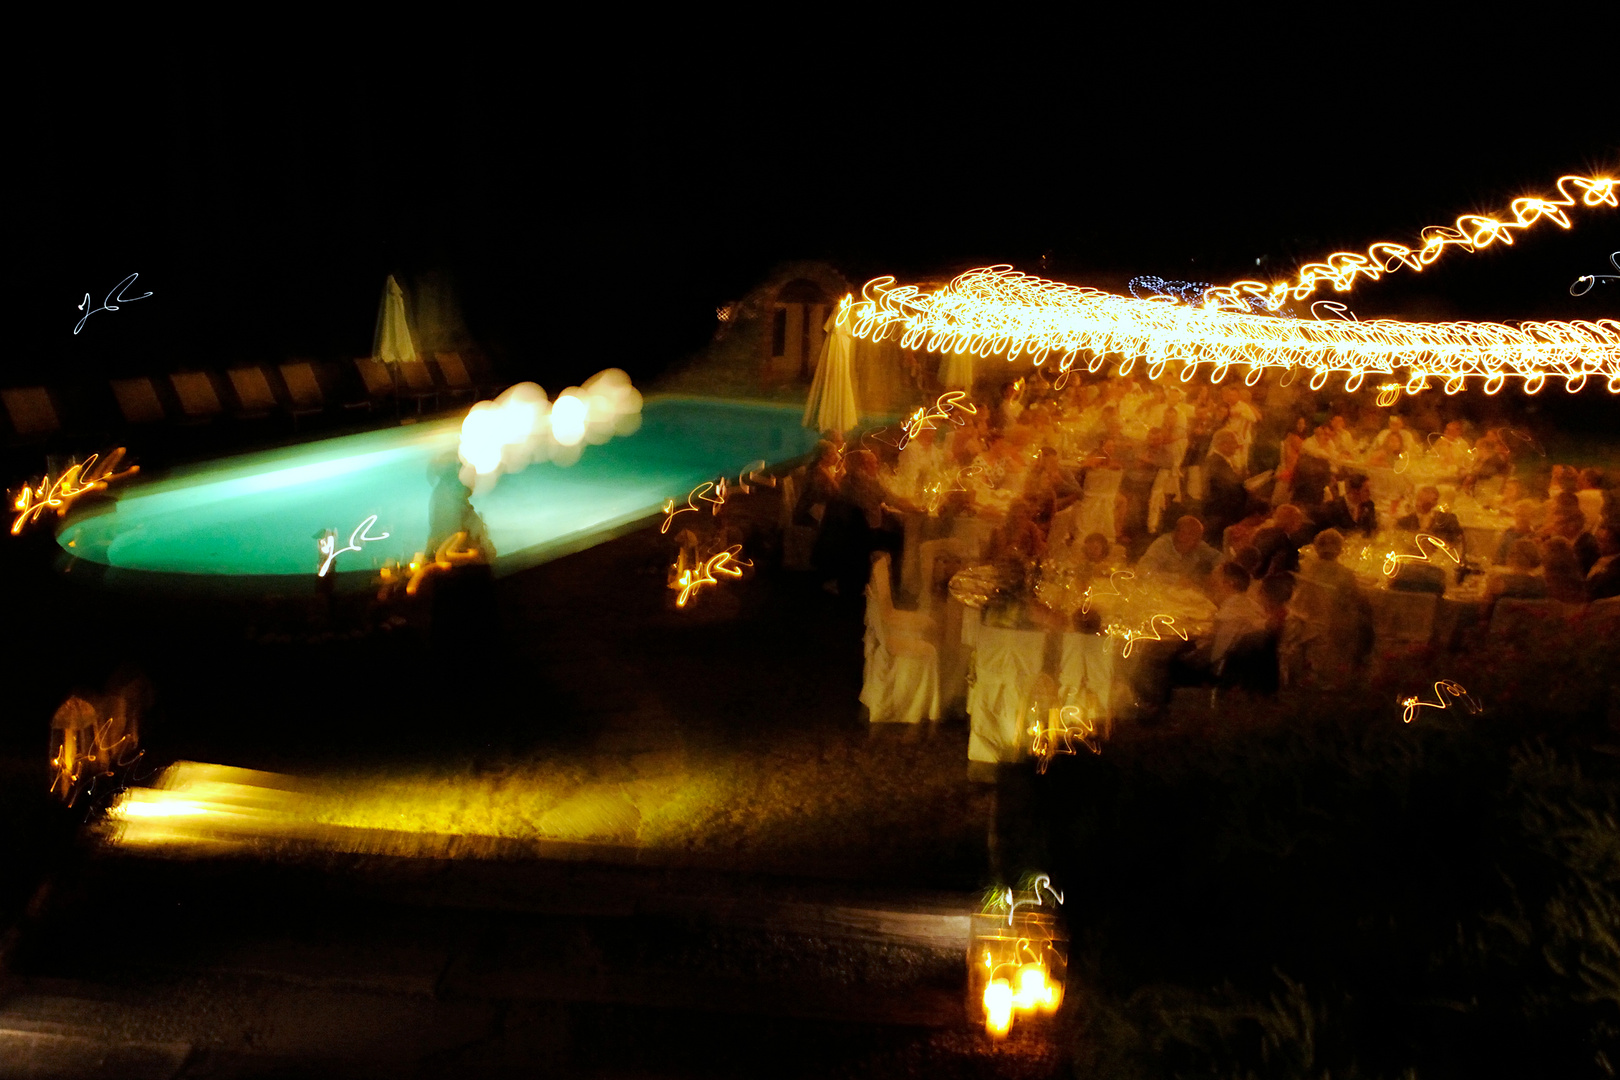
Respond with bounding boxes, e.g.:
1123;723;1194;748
11;49;1617;394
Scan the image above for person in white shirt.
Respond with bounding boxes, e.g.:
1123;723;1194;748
1208;561;1268;668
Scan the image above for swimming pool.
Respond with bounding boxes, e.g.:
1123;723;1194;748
58;397;821;578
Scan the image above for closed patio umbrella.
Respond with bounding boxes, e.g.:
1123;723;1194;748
803;307;859;435
373;275;418;365
372;275;418;415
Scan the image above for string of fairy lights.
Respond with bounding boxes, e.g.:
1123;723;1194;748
845;174;1620;397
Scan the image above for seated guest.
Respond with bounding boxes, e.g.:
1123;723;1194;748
1257;571;1296;633
794;441;843;526
1396;486;1463;547
1540;536;1589;603
892;425;944;495
1485;539;1549;602
987;498;1048;565
1202;430;1248;543
1545;508;1601;575
1586;523;1620;601
1301;528;1360;597
1327;414;1358;458
1374;414;1419;456
1207;561;1269;671
1253;504;1311;575
1075;531;1125;578
1576;468;1607;532
1232;543;1264;584
1493;500;1542;564
1137;515;1220;583
1315;473;1378;537
1290;428;1337;507
1222;499;1273;555
1364;431;1407;469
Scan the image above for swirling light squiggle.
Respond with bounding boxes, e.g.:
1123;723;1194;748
846;266;1620;396
1203;174;1617;312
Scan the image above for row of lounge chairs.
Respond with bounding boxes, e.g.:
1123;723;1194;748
1;353;497;445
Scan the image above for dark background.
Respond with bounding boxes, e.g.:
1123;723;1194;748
9;47;1618;394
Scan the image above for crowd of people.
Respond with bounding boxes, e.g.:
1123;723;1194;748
793;365;1620;696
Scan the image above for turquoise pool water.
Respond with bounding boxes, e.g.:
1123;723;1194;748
58;397;820;577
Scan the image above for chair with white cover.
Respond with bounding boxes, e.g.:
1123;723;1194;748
1047;503;1084;559
861;552;941;724
1284;575;1364;688
1058;631;1114;741
1076;467;1123;541
779;471;817;571
967;623;1047;764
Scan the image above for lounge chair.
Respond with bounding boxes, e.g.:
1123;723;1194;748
396;359;439;413
278;362;326;427
434;352;478;401
2;386;60;440
349;358;393;412
110;377;166;425
170;372;222;424
227;367;277;420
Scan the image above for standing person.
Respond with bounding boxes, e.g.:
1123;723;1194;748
1202;430;1249;543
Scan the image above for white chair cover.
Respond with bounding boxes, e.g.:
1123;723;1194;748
1076;468;1123;542
967;624;1047;763
1048;503;1084;558
1058;632;1113;740
862;553;940;724
779;472;817;571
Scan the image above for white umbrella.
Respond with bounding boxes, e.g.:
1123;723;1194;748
803;309;860;434
373;275;418;365
939;346;974;389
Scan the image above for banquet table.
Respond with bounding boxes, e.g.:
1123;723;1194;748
950;560;1218;758
1327;543;1493;650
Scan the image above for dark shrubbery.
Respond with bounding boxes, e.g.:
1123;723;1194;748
1036;687;1620;1079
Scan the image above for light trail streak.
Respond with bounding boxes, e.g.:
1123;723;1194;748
316;514;390;577
977;876;1067;1037
1030;705;1101;773
11;448;138;534
1571;252;1620;297
1204;174;1617;311
377;531;483;597
1104;613;1188;659
1382;532;1461;577
1081;570;1135;614
848;266;1620;398
895;390;977;451
659;463;774;534
670;543;751;608
74;272;153;335
1400;679;1481;724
